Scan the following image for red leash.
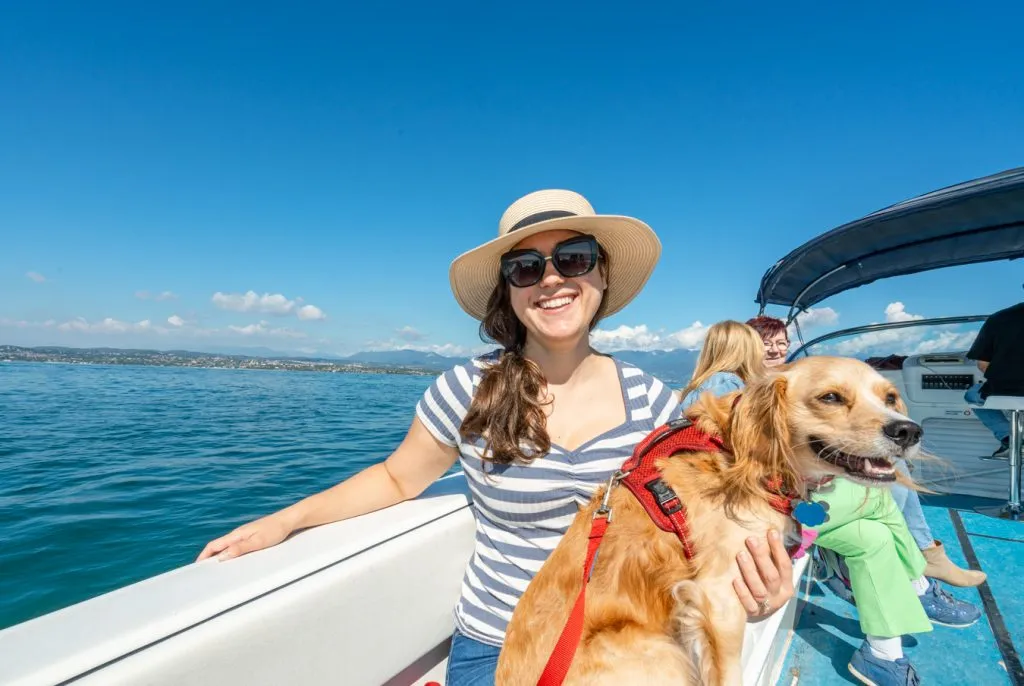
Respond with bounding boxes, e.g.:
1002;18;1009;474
536;513;610;686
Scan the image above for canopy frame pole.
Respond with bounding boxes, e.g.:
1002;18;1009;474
791;314;806;348
784;264;849;324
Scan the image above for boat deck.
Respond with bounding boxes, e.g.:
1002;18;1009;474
778;494;1023;685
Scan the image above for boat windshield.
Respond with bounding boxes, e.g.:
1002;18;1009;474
787;315;986;363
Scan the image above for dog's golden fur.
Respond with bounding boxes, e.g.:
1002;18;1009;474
496;356;923;685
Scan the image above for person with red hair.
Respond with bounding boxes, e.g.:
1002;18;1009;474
746;315;790;367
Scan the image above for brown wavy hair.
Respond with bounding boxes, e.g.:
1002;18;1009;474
459;244;609;464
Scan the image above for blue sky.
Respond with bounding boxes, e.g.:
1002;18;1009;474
2;2;1023;357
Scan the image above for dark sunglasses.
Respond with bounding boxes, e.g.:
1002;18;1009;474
499;235;601;288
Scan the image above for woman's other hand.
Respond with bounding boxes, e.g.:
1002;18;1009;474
732;529;794;618
196;513;294;562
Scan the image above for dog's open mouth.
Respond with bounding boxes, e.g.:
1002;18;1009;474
809;438;897;482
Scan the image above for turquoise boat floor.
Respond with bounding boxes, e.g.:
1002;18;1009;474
778;494;1023;685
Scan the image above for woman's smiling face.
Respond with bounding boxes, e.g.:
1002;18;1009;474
506;230;607;347
763;331;790;367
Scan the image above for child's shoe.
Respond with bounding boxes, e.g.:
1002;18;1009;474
848;641;920;686
919;578;981;627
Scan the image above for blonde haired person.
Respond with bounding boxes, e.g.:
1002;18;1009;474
681;320;766;410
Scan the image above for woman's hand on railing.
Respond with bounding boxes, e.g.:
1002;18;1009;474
196;513;294;562
732;528;794;619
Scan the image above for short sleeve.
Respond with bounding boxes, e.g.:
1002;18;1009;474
705;372;745;397
966;319;994;362
415;362;478;447
646;373;683;426
680;372;745;410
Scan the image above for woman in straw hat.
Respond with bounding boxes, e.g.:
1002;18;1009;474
197;190;794;684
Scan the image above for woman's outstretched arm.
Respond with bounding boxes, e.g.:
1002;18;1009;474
196;417;459;561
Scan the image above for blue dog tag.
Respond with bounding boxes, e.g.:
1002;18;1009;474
792;499;830;527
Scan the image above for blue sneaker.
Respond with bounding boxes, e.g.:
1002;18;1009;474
919;578;981;628
848;641;920;686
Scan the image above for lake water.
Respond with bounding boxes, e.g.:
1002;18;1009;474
0;362;436;631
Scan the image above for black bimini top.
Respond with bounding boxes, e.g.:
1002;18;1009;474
755;167;1024;314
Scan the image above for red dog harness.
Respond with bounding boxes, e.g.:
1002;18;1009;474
536;417;806;686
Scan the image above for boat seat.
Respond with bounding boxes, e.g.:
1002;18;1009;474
975;395;1023;521
979;395;1024;411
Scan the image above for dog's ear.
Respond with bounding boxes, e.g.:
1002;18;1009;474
725;374;799;502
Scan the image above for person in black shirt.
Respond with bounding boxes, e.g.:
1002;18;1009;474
964;302;1024;457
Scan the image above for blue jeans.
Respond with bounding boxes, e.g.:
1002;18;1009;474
446;628;500;685
890;460;933;550
965;382;1011;442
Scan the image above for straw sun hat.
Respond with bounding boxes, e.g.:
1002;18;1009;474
449;189;662;321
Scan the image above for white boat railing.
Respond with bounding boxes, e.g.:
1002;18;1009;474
0;473;808;686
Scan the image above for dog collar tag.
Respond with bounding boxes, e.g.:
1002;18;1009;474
792;499;830;527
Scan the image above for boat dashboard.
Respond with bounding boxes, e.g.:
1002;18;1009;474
865;351;983;406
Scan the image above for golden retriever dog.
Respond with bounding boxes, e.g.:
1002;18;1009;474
495;356;923;686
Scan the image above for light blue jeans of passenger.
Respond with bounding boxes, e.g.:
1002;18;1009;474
446;628;500;685
964;381;1011;443
890;460;933;550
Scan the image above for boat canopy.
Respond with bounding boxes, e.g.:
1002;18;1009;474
755;167;1024;317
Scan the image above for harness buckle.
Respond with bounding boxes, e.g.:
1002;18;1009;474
595;469;628;521
645;478;683;515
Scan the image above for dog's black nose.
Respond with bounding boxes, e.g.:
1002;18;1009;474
883;420;922;448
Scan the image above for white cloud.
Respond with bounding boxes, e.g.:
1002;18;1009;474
213;291;296;315
136;290;178;301
228;320;306;339
26;271;46;283
4;314;308;343
396;325;426;342
362;338;491;357
794;307;839;329
57;317;158;334
883;301;922;323
212;290;327;321
591;324;662;351
590;321;710;353
296;304;327;321
666;322;711;349
913;330;979;354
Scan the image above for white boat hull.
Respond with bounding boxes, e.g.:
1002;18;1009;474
0;473;809;685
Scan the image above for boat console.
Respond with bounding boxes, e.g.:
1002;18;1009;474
856;351;1005;499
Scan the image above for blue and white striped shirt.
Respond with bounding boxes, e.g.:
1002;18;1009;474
415;350;683;646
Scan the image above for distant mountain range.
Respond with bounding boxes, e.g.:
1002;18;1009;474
235;345;701;383
1;343;702;384
342;347;700;383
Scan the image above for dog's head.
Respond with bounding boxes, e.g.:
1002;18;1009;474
692;356;922;497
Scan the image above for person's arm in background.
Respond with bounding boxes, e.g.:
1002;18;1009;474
966;320;993;376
